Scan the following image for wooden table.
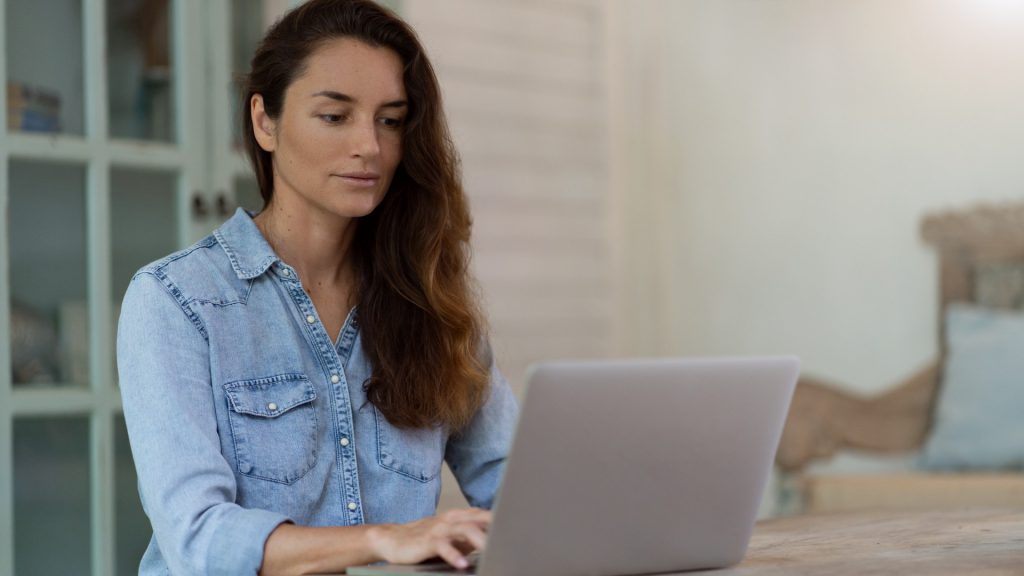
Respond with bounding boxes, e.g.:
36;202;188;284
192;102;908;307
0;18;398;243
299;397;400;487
334;509;1022;575
711;508;1024;575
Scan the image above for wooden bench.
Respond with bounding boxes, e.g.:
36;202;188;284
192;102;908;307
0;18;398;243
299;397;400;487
776;203;1024;513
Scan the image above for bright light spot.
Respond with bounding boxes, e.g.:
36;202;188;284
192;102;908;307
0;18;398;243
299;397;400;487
970;0;1024;16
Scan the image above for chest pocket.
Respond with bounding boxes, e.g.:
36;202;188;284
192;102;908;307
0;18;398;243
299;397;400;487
224;373;318;485
373;407;446;483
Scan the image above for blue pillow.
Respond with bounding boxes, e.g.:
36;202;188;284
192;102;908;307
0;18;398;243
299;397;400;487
920;303;1024;470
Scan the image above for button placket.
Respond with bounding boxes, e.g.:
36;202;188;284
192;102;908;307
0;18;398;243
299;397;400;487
283;280;364;525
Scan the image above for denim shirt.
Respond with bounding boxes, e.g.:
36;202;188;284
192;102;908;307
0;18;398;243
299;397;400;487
117;208;519;576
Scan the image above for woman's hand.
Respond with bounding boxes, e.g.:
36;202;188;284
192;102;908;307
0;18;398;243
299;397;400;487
366;507;492;569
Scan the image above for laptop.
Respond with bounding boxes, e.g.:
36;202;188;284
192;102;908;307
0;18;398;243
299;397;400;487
346;356;800;576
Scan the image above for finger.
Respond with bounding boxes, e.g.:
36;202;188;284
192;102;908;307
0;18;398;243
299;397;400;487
448;508;492;527
435;540;469;570
442;508;482;521
470;511;493;532
470;508;492;523
450;523;488;552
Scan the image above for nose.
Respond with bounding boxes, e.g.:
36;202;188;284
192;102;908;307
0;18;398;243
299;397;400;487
349;118;381;159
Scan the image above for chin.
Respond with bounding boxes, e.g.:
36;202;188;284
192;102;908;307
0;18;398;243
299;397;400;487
334;195;385;219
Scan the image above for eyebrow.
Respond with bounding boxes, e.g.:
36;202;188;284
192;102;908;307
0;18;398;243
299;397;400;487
311;90;408;109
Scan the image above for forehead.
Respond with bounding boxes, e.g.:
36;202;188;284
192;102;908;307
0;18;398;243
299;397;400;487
292;37;406;101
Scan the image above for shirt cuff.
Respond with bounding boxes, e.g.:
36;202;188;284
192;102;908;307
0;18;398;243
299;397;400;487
206;506;293;576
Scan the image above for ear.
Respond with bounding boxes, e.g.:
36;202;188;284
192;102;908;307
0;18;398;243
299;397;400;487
251;94;277;153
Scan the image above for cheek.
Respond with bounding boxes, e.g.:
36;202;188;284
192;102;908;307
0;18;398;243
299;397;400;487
383;137;403;174
281;126;332;168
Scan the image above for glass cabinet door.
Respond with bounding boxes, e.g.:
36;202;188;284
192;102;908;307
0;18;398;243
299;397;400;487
8;160;90;389
1;1;197;575
6;0;85;135
107;0;177;142
13;417;92;574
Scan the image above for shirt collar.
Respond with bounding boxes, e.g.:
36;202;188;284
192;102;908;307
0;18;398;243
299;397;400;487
213;208;281;280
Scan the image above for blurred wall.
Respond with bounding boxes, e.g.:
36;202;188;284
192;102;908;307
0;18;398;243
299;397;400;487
609;0;1024;394
404;0;613;392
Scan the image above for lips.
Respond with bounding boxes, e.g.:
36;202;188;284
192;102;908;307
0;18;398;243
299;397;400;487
335;171;380;187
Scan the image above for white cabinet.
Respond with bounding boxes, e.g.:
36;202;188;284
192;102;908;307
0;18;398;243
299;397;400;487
0;1;294;574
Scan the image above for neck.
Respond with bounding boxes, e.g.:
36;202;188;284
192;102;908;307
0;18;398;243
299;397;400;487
253;198;357;291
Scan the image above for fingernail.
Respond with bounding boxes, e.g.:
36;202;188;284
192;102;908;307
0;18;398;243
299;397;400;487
456;558;468;569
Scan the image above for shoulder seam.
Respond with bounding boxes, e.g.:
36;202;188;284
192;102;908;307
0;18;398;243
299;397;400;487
130;236;218;279
133;269;210;343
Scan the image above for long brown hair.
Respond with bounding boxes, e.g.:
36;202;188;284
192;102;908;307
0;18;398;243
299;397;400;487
241;0;488;432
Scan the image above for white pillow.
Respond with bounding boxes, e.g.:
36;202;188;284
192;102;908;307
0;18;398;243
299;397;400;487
920;304;1024;470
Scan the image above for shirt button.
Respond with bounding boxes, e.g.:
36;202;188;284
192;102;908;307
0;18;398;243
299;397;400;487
281;268;291;277
330;374;340;384
267;402;278;411
340;437;350;447
348;502;358;511
305;314;315;324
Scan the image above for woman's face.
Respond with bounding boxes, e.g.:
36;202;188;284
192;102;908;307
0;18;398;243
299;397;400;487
252;37;407;220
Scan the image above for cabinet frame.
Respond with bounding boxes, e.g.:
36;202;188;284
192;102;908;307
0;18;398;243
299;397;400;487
0;1;208;575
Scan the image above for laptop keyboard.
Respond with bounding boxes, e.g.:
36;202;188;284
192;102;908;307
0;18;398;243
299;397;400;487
410;554;479;574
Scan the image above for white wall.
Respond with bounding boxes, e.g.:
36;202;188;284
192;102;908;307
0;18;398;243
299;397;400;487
611;0;1024;395
404;0;613;391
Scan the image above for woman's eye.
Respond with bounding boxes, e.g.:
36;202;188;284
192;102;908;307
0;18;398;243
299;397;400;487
320;114;344;124
379;117;404;129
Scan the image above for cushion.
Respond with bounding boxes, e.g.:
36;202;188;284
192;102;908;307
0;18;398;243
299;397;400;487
975;261;1024;310
920;303;1024;470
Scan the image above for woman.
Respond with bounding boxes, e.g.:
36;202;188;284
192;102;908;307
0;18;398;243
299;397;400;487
116;1;518;574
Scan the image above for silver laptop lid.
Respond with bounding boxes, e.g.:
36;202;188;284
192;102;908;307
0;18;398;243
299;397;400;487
479;356;799;576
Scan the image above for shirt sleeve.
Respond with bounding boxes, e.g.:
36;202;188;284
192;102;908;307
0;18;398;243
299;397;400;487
444;345;520;509
117;271;291;576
